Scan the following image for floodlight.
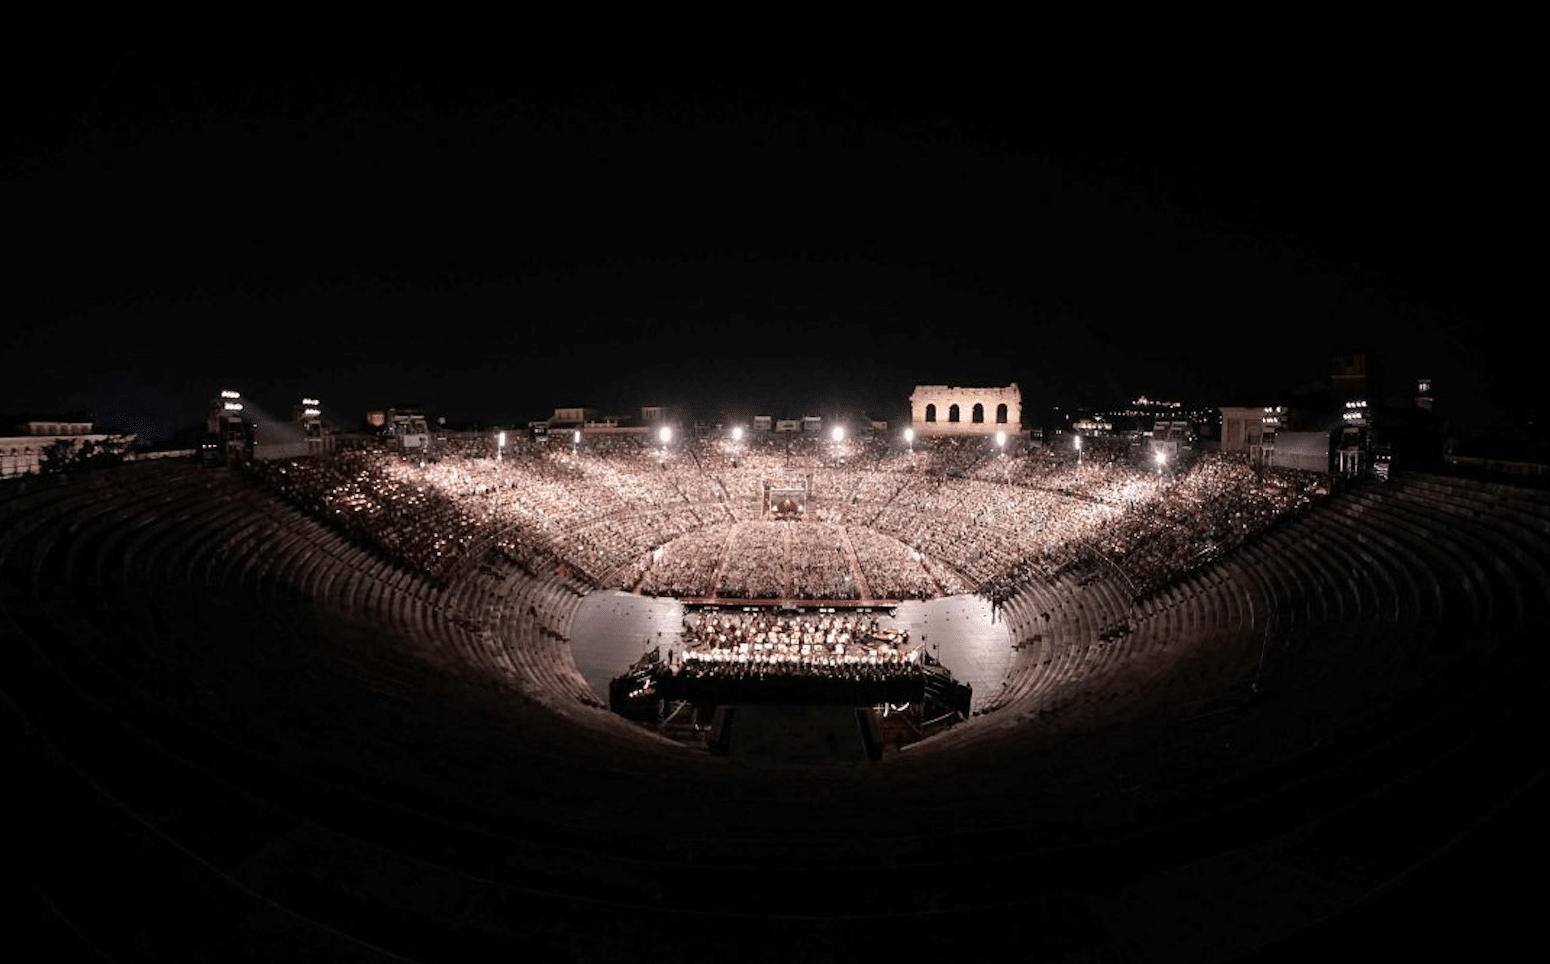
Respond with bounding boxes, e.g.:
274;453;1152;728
903;428;914;443
832;426;844;442
498;432;506;447
996;430;1006;448
659;426;672;444
732;426;743;441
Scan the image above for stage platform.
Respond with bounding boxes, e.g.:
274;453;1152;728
571;591;1011;714
677;597;903;610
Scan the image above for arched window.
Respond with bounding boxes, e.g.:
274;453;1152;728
972;403;984;423
996;403;1008;424
924;403;937;423
948;404;960;423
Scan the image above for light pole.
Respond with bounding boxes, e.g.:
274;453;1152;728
904;427;914;454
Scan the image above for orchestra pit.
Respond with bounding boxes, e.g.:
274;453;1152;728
4;430;1548;962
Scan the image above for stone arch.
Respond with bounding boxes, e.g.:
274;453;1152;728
910;383;1022;437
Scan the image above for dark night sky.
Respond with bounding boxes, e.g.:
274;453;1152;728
3;47;1534;441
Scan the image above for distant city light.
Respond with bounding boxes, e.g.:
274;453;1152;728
220;390;240;399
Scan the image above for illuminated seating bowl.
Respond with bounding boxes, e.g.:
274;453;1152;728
4;454;1548;962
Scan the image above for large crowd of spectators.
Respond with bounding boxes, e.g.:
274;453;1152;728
250;432;1330;604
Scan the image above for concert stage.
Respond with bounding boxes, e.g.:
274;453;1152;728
572;591;1011;715
677;597;903;609
606;604;973;756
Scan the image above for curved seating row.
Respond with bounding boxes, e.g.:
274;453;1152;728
962;473;1550;764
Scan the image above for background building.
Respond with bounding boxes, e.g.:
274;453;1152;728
0;415;135;478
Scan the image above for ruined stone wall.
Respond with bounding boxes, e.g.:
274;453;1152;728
909;384;1021;436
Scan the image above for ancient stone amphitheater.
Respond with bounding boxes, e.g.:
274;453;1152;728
4;456;1547;962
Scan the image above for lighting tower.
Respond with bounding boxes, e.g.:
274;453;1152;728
209;390;252;465
297;397;323;452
